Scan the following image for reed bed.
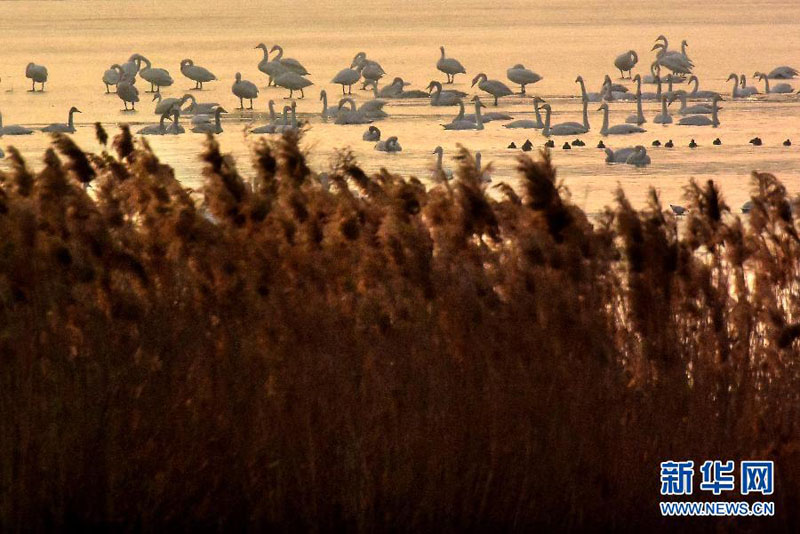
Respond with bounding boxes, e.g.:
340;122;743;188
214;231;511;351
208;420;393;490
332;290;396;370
0;126;798;532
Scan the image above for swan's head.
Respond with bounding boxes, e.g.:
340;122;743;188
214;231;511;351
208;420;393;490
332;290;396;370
235;72;242;82
597;103;609;112
368;126;379;134
655;34;667;43
216;107;228;115
533;96;544;104
633;74;641;83
433;146;443;155
152;92;161;102
681;40;688;48
688;75;698;83
471;96;486;108
255;43;267;51
319;89;326;100
350;52;366;68
269;45;282;53
181;59;193;67
69;106;81;114
511;64;525;70
439;46;445;53
755;72;765;80
726;73;738;82
650;43;664;52
426;81;441;93
541;103;552;112
470;73;486;87
575;75;584;83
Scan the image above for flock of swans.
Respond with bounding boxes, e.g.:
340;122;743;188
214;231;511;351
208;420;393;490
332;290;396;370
4;34;800;173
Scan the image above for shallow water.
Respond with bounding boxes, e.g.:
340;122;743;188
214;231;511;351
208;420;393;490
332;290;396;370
2;0;800;213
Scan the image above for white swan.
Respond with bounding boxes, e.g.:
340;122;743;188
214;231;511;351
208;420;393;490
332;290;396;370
739;74;759;96
575;76;604;102
471;73;513;106
153;92;192;115
598;103;646;135
503;97;546;129
427;81;462;106
0;111;34;135
42;107;81;133
442;98;485;130
363;126;381;141
767;66;798;79
436;46;466;84
334;98;372;125
180;59;217;90
25;63;48;92
251;101;280;133
270;45;309;75
687;75;720;99
136;55;173;93
652;37;693;74
102;66;120;93
274;103;300;134
320;90;340;118
255;43;286;86
138;110;171;135
183;94;220;115
432;146;453;181
625;145;651;167
375;136;402;152
677;95;722;126
352;52;385;88
331;68;361;95
614;50;638;78
727;74;752;98
191;107;226;133
474;152;491;183
112;64;139;111
653;95;672;124
669;91;714;114
603;75;635;101
754;72;793;94
541;103;589;137
506;64;542;94
232;72;259;109
626;83;646;125
165;109;184;135
604;146;636;163
274;71;312;99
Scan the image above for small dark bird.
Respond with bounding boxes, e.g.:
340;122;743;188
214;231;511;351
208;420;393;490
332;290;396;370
652;140;661;147
784;139;792;147
713;138;721;145
741;200;753;214
521;139;533;151
571;138;585;146
670;204;687;216
597;140;606;149
562;142;571;150
749;137;762;146
689;139;698;148
544;139;555;148
508;142;517;149
665;139;674;148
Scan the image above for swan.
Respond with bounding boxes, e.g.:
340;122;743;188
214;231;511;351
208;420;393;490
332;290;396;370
191;114;211;126
375;136;402;152
727;74;753;98
191;106;226;133
120;55;140;79
390;78;430;99
427;81;462;106
25;63;48;92
541;103;589;137
180;59;217;90
474;152;491;183
463;109;512;123
331;67;361;95
503;96;545;129
112;65;139;111
642;62;661;84
739;74;759;96
550;98;589;132
436;46;466;84
371;77;404;98
598;103;646;135
320;90;340;118
603;75;635;101
432;146;454;181
652;42;693;75
251;101;280;133
635;73;660;101
669;91;714;114
471;73;513;106
604;146;636;163
42;106;81;133
677;95;722;126
165;109;184;134
754;72;793;93
270;45;309;75
687;75;720;99
135;55;173;93
102;66;120;93
767;66;798;79
652;95;672;124
575;76;604;102
625;145;651;167
137;110;171;135
232;72;259;109
274;71;312;99
254;43;287;86
274;103;300;134
614;50;638;78
442;98;485;130
0;112;34;135
506;64;542;94
626;82;646;125
153;92;192;115
183;94;220;115
334;98;372;125
352;52;385;88
363;125;381;141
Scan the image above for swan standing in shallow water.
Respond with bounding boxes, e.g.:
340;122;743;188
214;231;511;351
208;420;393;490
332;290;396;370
352;52;385;89
180;59;217;90
472;73;512;106
270;45;309;75
25;63;48;92
136;55;173;93
42;107;81;133
274;71;312;99
0;112;34;135
191;107;226;133
232;72;259;109
506;64;542;94
436;46;466;84
614;50;638;79
363;126;381;141
432;146;454;181
677;95;722;126
754;72;793;93
504;97;546;129
102;66;120;93
153;93;192;115
255;43;286;86
598;103;646;135
375;136;401;152
541;103;589;137
111;64;139;111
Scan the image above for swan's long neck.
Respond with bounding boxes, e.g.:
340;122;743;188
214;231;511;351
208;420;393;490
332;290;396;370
0;113;3;129
440;48;446;59
679;93;687;112
731;76;739;98
321;93;328;113
636;92;643;122
436;150;443;171
582;100;589;130
290;107;297;128
455;101;465;121
600;107;609;135
215;109;223;127
534;100;543;125
763;77;770;93
543;107;551;136
656;77;662;98
660;96;668;116
691;77;699;95
712;100;719;127
578;79;587;100
273;46;284;61
68;110;75;129
269;101;276;121
474;101;484;129
260;47;269;61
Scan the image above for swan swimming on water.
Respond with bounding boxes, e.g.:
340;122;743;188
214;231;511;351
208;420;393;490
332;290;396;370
614;50;638;79
427;81;463;106
767;66;799;79
250;101;280;134
575;76;604;102
541;103;589;137
669;91;714;114
152;92;192;115
442;97;485;130
191;107;227;133
25;63;48;92
320;90;340;118
137;110;171;135
232;72;259;109
471;73;513;106
375;136;401;152
727;73;754;98
363;125;381;141
42;107;81;133
436;46;466;84
754;72;794;93
180;59;217;90
506;64;542;94
334;98;373;125
503;96;545;129
604;146;636;163
432;146;454;181
626;81;646;125
687;75;720;99
625;146;651;167
677;95;722;126
0;111;34;135
739;74;759;96
598;103;646;135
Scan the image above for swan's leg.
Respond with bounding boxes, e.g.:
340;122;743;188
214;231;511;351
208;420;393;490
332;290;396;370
300;88;305;98
341;85;346;95
238;97;244;110
29;79;35;92
494;95;498;106
348;85;352;95
105;83;110;94
520;84;526;95
249;99;254;110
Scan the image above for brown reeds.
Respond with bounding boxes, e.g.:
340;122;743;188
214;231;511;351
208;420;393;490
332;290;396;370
0;131;798;531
